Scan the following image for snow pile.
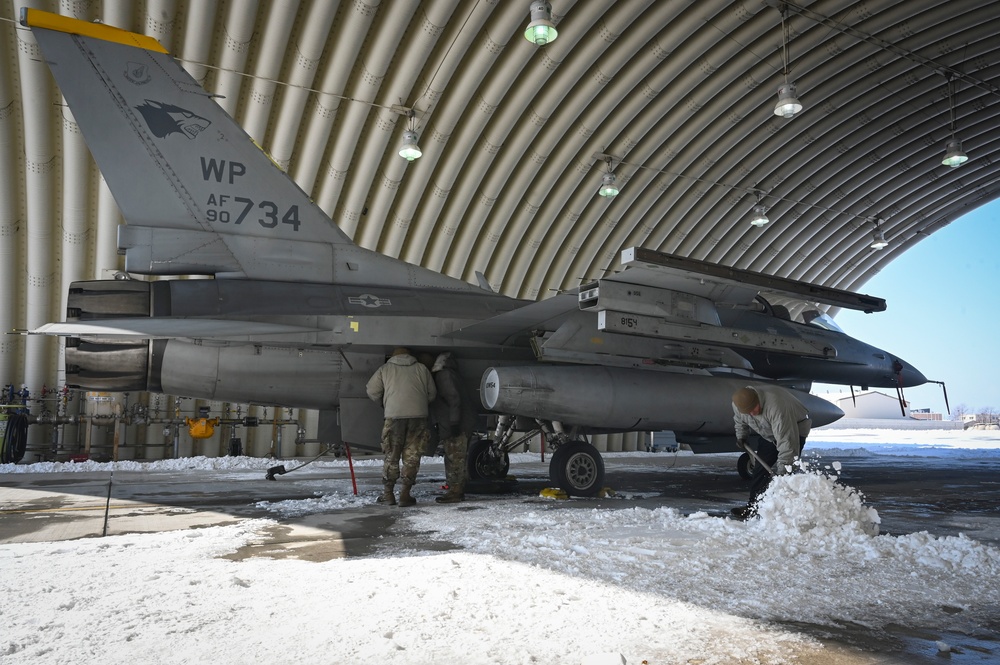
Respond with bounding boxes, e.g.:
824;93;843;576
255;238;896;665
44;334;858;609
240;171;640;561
405;466;1000;630
0;453;388;474
754;460;881;537
255;490;369;516
879;531;1000;572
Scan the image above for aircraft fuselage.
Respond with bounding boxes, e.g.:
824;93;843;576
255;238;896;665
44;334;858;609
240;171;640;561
717;308;926;389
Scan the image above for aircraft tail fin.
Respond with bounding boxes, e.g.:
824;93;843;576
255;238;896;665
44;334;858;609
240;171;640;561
23;9;470;289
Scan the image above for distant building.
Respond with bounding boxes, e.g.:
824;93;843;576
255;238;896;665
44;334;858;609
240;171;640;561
910;408;943;420
820;390;910;419
812;391;964;430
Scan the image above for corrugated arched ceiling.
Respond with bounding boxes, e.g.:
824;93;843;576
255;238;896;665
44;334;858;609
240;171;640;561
1;0;999;391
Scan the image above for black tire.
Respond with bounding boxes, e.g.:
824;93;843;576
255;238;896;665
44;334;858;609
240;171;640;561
737;452;756;480
548;441;605;497
1;414;29;464
466;438;510;480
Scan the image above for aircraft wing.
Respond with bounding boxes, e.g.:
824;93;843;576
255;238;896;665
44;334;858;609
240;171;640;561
570;247;876;361
606;247;886;312
448;246;885;364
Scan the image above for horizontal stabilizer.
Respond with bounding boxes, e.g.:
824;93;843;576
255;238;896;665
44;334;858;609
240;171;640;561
30;319;323;339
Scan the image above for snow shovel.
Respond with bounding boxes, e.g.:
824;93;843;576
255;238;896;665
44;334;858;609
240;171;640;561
736;439;775;476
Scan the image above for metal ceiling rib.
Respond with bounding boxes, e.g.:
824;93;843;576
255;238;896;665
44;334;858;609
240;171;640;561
0;0;998;392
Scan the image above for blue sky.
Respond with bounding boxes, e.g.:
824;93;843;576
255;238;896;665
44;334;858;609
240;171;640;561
814;199;1000;416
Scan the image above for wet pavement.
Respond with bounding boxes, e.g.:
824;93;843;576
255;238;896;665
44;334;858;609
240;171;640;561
1;450;998;664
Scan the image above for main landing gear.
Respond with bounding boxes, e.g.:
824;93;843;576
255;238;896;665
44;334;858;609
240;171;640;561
547;440;604;497
736;451;756;480
466;437;510;480
467;416;606;497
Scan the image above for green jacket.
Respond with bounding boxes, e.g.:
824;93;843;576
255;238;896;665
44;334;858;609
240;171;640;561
366;354;437;419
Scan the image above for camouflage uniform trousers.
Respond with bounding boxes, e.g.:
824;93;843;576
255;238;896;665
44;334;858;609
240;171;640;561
381;417;430;488
441;431;470;492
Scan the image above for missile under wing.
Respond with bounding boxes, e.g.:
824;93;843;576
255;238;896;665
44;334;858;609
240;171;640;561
22;10;927;496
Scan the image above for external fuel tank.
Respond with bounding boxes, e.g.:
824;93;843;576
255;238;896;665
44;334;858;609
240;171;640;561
481;365;843;434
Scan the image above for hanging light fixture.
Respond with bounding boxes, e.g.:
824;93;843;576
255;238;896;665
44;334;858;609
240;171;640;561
774;83;802;119
870;218;889;250
598;173;619;198
941;74;968;167
749;191;769;226
397;110;422;161
870;229;888;250
398;130;422;161
524;1;558;46
597;156;619;198
773;5;802;118
941;139;967;168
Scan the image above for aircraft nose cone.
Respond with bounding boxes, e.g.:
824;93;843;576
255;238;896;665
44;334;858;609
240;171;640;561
893;357;927;388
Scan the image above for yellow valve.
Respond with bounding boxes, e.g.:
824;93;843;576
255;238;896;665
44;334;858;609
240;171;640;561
185;417;220;439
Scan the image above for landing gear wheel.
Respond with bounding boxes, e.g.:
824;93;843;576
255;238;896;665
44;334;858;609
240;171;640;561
548;441;605;497
467;438;510;480
737;452;756;480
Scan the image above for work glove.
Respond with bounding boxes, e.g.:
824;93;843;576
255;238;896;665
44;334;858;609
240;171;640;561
736;438;749;452
772;461;790;476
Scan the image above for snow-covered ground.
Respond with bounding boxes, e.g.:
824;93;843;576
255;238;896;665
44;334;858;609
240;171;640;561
807;426;1000;456
2;429;999;664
